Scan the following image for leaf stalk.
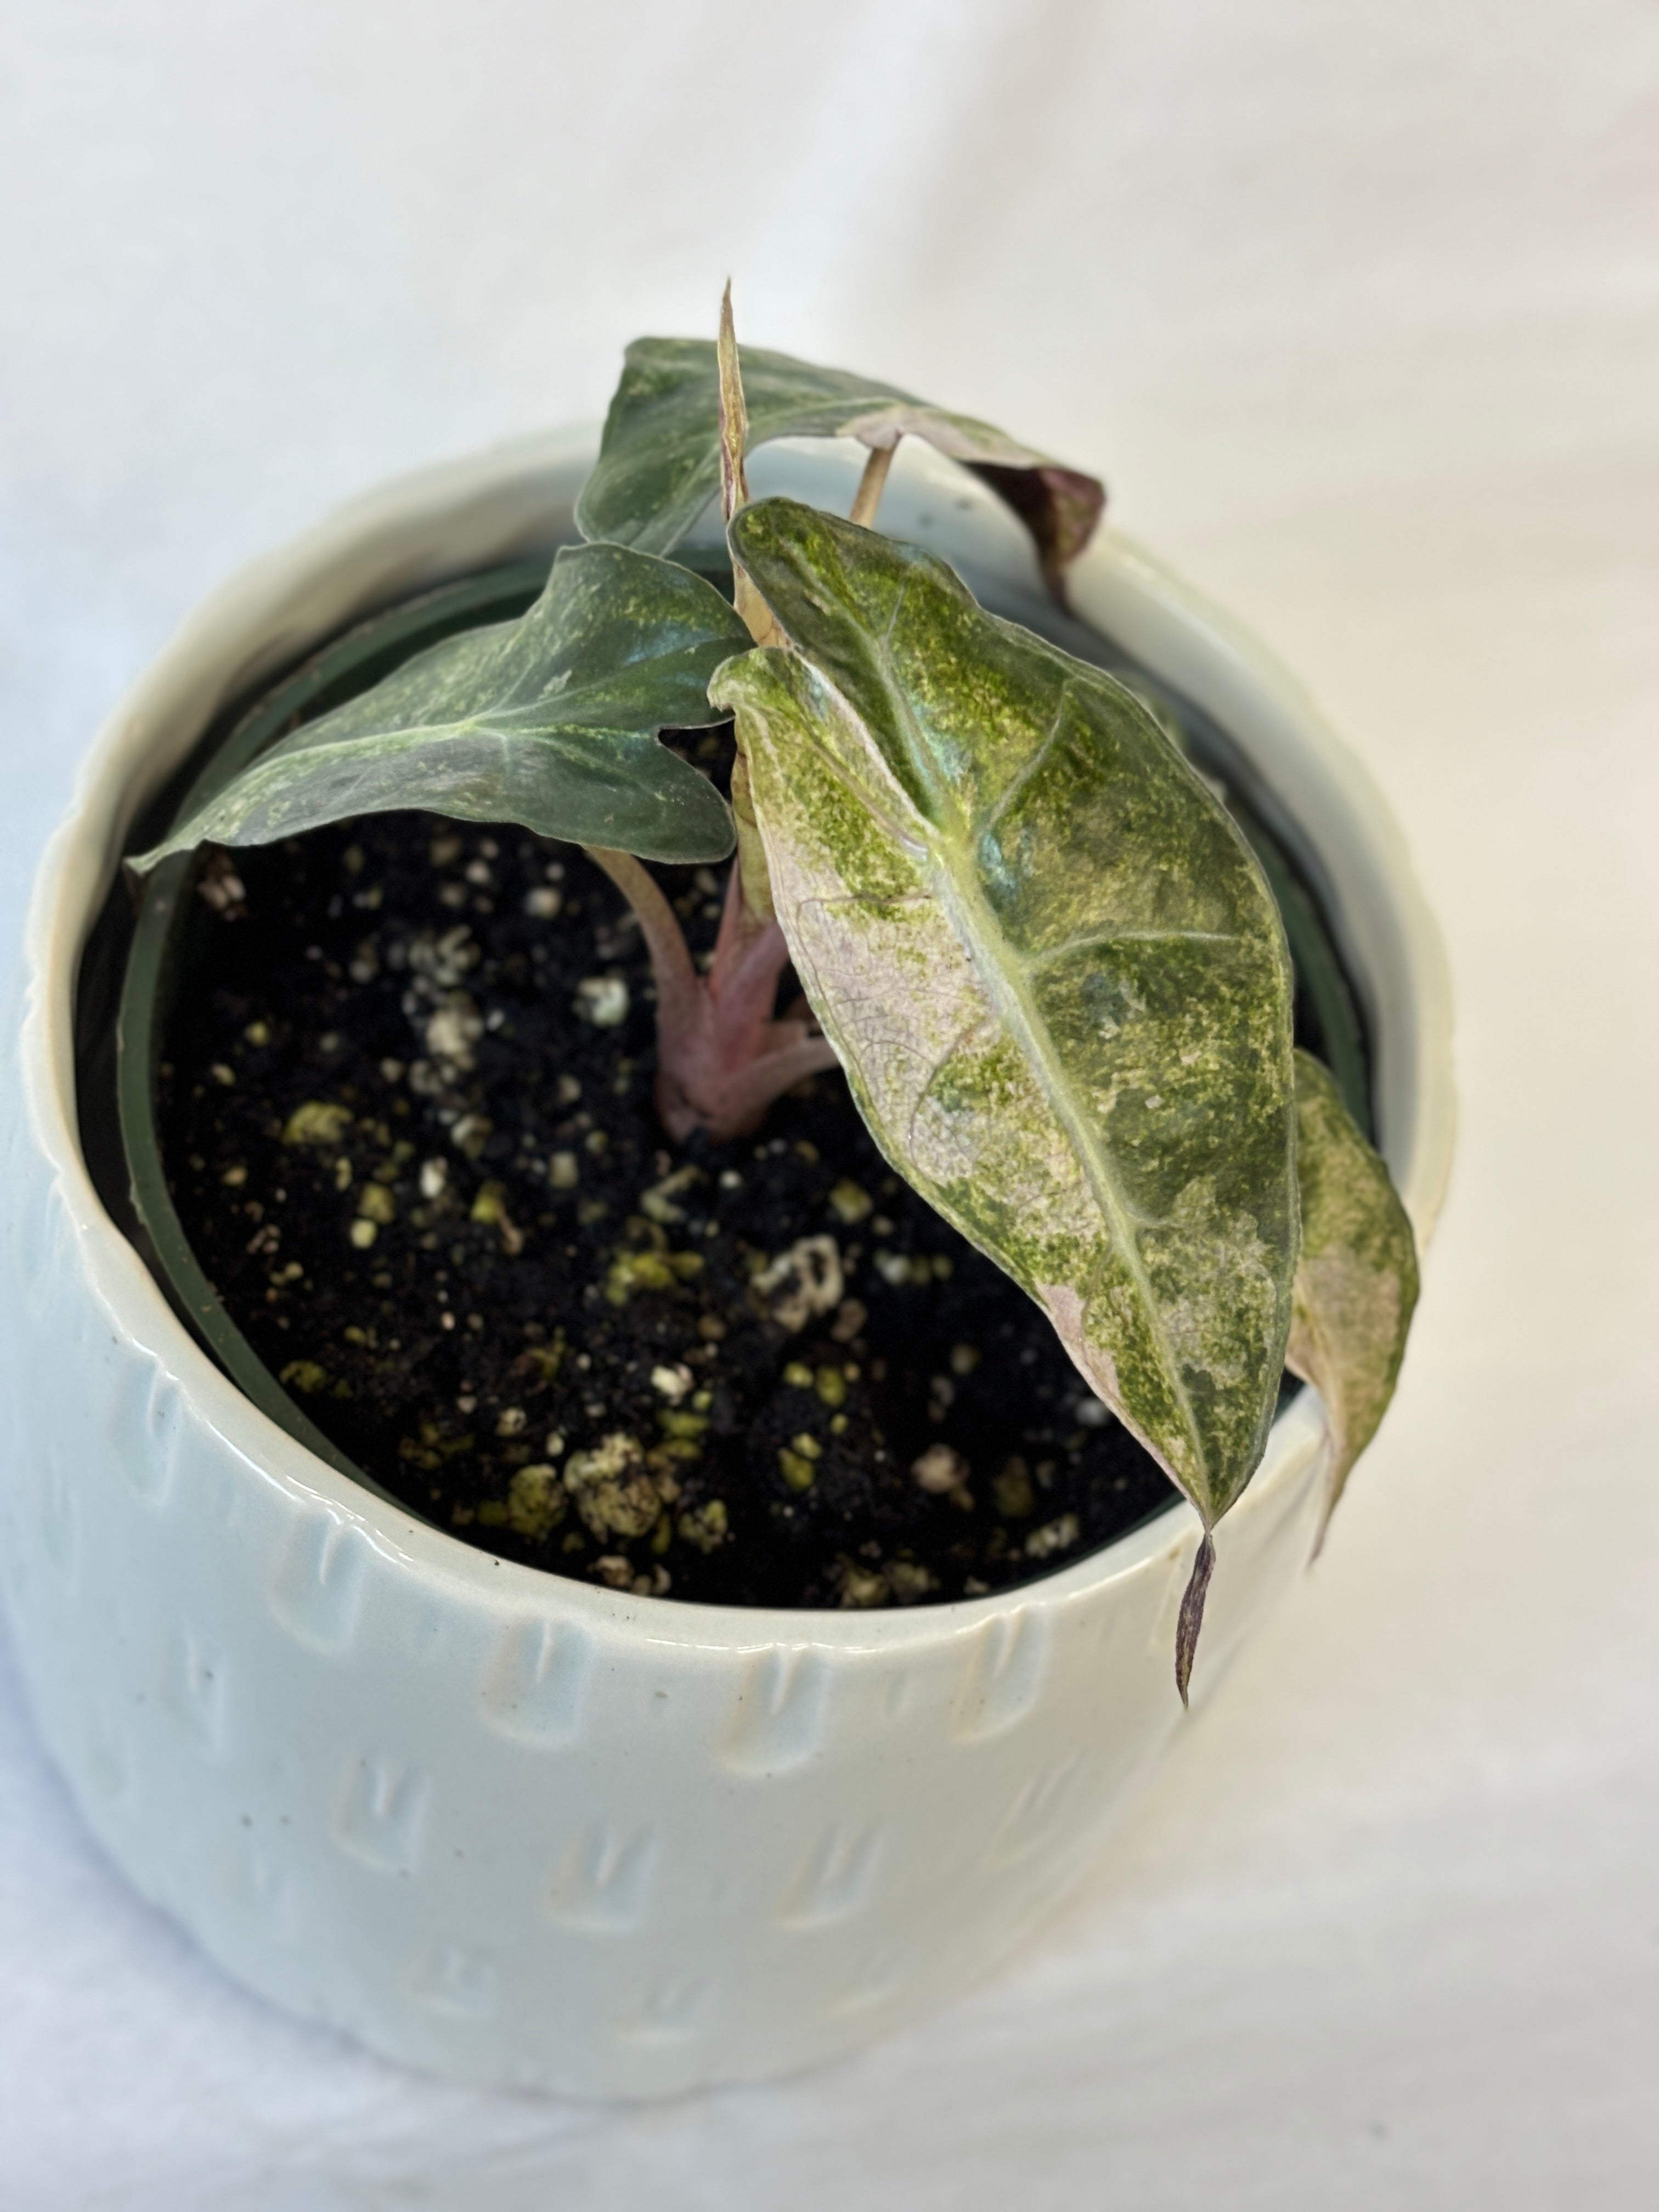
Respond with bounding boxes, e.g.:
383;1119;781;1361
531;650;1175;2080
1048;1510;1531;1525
848;439;898;528
585;844;836;1143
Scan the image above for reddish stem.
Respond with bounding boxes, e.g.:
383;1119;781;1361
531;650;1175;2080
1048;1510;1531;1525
585;847;839;1143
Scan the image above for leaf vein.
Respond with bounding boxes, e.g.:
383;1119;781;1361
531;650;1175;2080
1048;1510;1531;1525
977;679;1075;838
1022;926;1240;972
930;859;1205;1480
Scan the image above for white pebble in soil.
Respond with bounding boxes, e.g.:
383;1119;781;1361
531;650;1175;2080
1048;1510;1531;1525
911;1443;969;1496
574;975;629;1028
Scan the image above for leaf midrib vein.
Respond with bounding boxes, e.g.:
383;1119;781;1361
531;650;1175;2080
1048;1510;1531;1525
832;588;1212;1486
853;605;1205;1481
928;849;1204;1487
777;586;1209;1493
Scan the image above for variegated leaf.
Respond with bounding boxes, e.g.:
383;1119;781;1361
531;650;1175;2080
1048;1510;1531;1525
1288;1049;1420;1541
130;542;746;872
576;338;1104;597
711;498;1298;1552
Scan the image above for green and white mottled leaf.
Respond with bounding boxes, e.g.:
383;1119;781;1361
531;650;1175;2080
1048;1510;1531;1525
711;497;1298;1539
1288;1049;1420;1541
577;338;1105;596
130;542;746;872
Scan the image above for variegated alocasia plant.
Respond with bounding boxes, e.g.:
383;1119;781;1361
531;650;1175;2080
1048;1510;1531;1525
129;287;1419;1692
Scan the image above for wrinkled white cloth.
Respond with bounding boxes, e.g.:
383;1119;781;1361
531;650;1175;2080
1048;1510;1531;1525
3;3;1657;2204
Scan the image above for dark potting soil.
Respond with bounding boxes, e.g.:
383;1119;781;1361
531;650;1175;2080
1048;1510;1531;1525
157;804;1192;1610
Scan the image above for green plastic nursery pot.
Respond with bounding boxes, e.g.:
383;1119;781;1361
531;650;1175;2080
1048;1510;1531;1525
110;560;552;1516
100;544;1372;1538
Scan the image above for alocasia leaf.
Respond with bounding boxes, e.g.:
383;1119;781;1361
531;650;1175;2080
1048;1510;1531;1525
712;498;1299;1695
575;338;1105;599
1287;1049;1420;1546
129;541;747;872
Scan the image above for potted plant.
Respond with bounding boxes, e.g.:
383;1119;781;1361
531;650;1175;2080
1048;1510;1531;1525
0;295;1453;2096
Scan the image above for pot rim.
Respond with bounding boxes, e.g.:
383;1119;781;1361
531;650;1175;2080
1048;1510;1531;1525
17;427;1456;1656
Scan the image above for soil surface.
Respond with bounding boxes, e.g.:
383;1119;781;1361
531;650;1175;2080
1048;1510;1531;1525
159;804;1190;1609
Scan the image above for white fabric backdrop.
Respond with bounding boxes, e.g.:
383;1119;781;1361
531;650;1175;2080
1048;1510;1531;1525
3;3;1657;2203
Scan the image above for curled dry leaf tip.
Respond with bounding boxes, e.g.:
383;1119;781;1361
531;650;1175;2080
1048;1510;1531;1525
716;280;750;525
715;287;784;654
1174;1533;1216;1708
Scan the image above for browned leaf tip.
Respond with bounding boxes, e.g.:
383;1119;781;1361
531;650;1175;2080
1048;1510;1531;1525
716;280;750;524
716;283;783;648
968;461;1106;605
1174;1531;1216;1708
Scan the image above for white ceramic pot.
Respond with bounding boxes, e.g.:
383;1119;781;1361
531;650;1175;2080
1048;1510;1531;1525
0;431;1454;2098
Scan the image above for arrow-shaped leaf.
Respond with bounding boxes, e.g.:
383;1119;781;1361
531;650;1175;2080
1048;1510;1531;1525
712;498;1298;1584
130;541;747;872
576;338;1104;599
1288;1048;1420;1545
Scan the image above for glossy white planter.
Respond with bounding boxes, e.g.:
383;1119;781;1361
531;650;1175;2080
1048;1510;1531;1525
0;432;1454;2097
